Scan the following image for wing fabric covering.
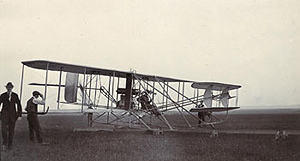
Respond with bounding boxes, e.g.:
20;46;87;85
65;73;78;103
21;60;192;82
220;88;229;107
203;86;212;108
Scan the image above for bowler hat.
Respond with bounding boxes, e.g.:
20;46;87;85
32;91;40;96
5;82;14;88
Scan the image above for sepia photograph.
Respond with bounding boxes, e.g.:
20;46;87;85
0;0;299;160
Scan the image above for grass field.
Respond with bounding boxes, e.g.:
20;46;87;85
1;112;300;161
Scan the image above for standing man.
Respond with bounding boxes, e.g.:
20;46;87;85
197;100;205;126
25;91;46;144
0;82;22;150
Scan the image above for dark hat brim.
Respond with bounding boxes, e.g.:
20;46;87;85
5;82;14;88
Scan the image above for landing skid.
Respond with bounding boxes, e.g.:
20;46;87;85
83;109;176;131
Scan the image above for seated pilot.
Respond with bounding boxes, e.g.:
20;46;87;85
117;95;125;108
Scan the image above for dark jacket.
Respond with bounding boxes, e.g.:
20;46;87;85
25;97;38;114
0;92;22;121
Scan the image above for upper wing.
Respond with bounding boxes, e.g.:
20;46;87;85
22;60;192;82
191;82;241;91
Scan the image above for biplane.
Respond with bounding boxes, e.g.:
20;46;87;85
20;60;241;131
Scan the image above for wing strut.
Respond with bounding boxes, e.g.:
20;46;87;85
43;62;49;112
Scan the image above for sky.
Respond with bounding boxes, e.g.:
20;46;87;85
0;0;299;107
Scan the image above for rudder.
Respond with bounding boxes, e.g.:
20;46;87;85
65;72;78;103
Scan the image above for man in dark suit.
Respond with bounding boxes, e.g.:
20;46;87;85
0;82;22;150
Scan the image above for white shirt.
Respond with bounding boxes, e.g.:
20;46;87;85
32;97;45;105
8;92;11;101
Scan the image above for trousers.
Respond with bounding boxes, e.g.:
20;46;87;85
27;113;43;143
1;119;16;148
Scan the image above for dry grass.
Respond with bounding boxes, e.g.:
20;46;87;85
1;113;300;161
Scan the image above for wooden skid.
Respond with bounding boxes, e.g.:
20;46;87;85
190;107;240;112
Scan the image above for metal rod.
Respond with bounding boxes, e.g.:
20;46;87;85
159;112;174;130
57;69;62;110
96;75;102;106
166;82;169;110
82;68;86;112
94;75;98;107
177;82;180;102
150;81;156;126
19;64;25;102
134;74;200;127
146;80;149;90
116;76;120;102
155;80;192;128
44;62;49;112
106;75;112;124
197;89;199;103
134;75;194;127
111;71;115;107
138;79;141;109
85;75;89;104
162;82;165;106
89;74;92;103
182;82;185;109
130;111;152;130
107;75;111;109
152;79;199;121
152;81;155;102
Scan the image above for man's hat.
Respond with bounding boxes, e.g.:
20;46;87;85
5;82;14;88
32;91;40;96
